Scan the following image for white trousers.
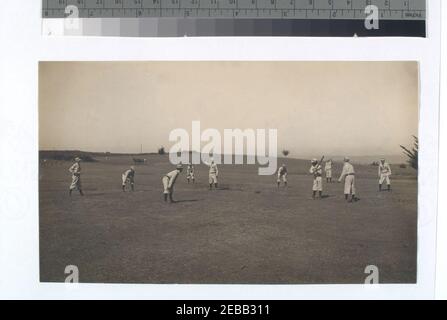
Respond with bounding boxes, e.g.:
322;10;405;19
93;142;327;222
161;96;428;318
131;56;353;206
162;176;171;194
209;173;218;184
344;175;356;195
379;174;391;185
122;174;134;186
70;174;81;190
313;176;323;191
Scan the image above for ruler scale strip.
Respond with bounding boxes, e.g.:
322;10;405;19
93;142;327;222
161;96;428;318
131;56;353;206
42;0;426;19
41;0;426;37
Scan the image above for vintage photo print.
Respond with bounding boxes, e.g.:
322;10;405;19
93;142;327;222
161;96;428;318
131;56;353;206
39;61;419;284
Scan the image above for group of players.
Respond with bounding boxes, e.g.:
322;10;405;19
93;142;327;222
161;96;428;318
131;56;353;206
276;157;392;202
68;156;392;203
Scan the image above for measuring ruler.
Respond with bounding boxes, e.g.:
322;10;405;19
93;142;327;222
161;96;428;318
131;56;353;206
41;0;426;37
42;0;425;19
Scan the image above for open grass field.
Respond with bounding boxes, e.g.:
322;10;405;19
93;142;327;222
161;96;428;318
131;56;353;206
39;154;417;284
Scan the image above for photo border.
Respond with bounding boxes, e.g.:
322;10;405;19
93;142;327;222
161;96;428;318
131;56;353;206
0;0;441;299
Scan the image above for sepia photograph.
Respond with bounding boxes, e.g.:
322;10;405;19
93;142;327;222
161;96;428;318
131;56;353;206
39;61;419;284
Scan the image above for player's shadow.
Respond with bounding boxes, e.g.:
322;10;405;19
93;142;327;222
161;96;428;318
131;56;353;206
173;199;201;203
216;186;244;191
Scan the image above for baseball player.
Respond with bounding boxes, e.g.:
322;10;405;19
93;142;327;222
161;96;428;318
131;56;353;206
325;159;333;183
186;163;195;184
277;164;288;188
309;158;323;199
122;166;135;192
378;158;392;191
338;157;359;202
205;159;219;190
162;164;183;203
69;157;84;196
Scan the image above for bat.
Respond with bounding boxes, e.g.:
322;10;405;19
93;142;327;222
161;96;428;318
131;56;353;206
317;156;325;168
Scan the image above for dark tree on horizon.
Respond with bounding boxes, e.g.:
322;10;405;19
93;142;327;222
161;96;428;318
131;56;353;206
158;146;166;155
400;136;418;170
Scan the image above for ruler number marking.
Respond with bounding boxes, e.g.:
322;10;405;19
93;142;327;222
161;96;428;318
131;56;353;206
42;0;425;18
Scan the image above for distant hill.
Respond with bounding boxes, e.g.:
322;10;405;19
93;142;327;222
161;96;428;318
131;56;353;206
39;150;160;161
325;155;406;165
39;150;100;162
39;150;407;165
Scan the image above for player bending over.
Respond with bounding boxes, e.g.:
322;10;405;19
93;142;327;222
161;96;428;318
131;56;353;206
122;166;135;192
277;164;288;188
162;164;183;203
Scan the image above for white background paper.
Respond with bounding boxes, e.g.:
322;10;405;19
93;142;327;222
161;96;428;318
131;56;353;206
0;0;444;299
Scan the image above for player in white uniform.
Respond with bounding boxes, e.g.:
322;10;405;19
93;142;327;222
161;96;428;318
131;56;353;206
277;164;288;188
186;163;195;184
378;158;392;191
122;166;135;192
338;157;359;202
162;164;183;203
309;159;323;199
69;157;84;196
206;160;219;190
324;159;333;183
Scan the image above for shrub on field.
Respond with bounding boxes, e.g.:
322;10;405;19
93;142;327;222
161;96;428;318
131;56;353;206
158;146;166;155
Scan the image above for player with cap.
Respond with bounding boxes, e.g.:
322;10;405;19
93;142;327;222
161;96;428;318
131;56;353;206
277;164;288;188
205;159;219;190
378;158;392;191
69;157;84;196
338;157;359;202
309;158;324;199
324;159;333;183
122;166;136;192
162;164;183;203
186;163;195;184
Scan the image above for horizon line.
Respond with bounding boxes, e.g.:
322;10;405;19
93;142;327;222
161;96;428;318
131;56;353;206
39;149;406;160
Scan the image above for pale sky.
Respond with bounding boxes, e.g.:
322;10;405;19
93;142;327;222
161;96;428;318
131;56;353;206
39;61;419;157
